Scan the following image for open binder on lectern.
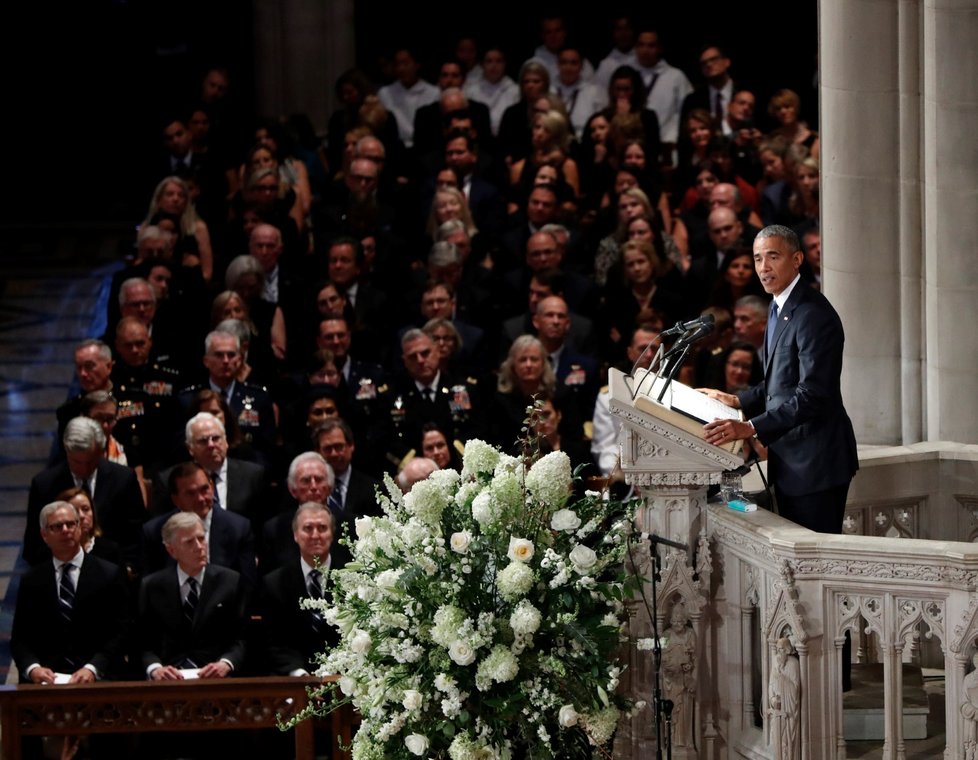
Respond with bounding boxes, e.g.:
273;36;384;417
613;367;744;456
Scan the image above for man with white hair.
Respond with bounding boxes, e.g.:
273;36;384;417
397;456;438;493
25;417;144;568
150;412;266;522
260;452;335;573
138;511;249;679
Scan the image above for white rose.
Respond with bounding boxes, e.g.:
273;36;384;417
550;508;581;531
507;537;535;563
350;629;372;654
405;733;429;756
402;689;423;711
450;531;472;554
558;704;580;727
338;675;357;695
354;516;373;537
448;639;476;666
569;544;598;574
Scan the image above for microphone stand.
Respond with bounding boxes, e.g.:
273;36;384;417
655;341;693;404
647;533;688;760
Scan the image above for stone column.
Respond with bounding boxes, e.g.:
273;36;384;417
253;0;355;133
922;0;978;443
820;0;905;445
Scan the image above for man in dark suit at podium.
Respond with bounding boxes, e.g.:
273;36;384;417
702;225;858;535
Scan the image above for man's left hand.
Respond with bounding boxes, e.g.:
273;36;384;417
198;661;231;679
68;668;96;684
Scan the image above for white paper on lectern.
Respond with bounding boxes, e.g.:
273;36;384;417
178;668;200;679
635;370;742;423
53;672;72;684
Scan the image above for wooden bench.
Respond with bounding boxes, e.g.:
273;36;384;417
0;676;357;760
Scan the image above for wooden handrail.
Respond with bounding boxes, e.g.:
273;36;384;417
0;676;358;760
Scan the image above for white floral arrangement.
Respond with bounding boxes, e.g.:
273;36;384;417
295;439;641;759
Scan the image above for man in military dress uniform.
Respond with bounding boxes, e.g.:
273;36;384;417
316;317;388;476
179;330;277;466
384;329;483;472
111;317;183;470
56;340;115;444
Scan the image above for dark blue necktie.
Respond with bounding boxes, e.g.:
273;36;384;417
766;301;779;356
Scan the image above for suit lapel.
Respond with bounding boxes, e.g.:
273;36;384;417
224;460;238;513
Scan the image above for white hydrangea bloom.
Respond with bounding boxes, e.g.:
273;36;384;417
496;561;534;601
509;600;542;635
461;439;500;478
525;451;572;508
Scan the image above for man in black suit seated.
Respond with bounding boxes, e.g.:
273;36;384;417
138;511;249;680
680;44;738;133
151;412;266;524
25;417;145;571
143;462;257;588
499;268;596;360
260;452;335;573
12;500;130;683
313;419;380;523
412;59;494;158
259;502;343;676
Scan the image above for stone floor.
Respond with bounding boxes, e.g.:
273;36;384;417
0;225;127;684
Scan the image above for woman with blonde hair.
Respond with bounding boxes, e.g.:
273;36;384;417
141;176;213;283
509;109;580;200
491;335;558;451
424;186;479;239
768;88;819;158
594;186;655;286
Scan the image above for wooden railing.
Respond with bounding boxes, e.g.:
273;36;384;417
0;675;358;760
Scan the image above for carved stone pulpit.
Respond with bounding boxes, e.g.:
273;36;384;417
608;368;743;760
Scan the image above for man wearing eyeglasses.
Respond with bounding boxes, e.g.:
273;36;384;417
12;500;129;684
150;412;266;523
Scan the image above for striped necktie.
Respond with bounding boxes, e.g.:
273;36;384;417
183;576;199;625
59;562;76;622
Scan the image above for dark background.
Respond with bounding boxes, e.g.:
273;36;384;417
1;1;817;225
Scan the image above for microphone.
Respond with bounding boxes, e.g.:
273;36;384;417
659;313;716;338
677;320;716;345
